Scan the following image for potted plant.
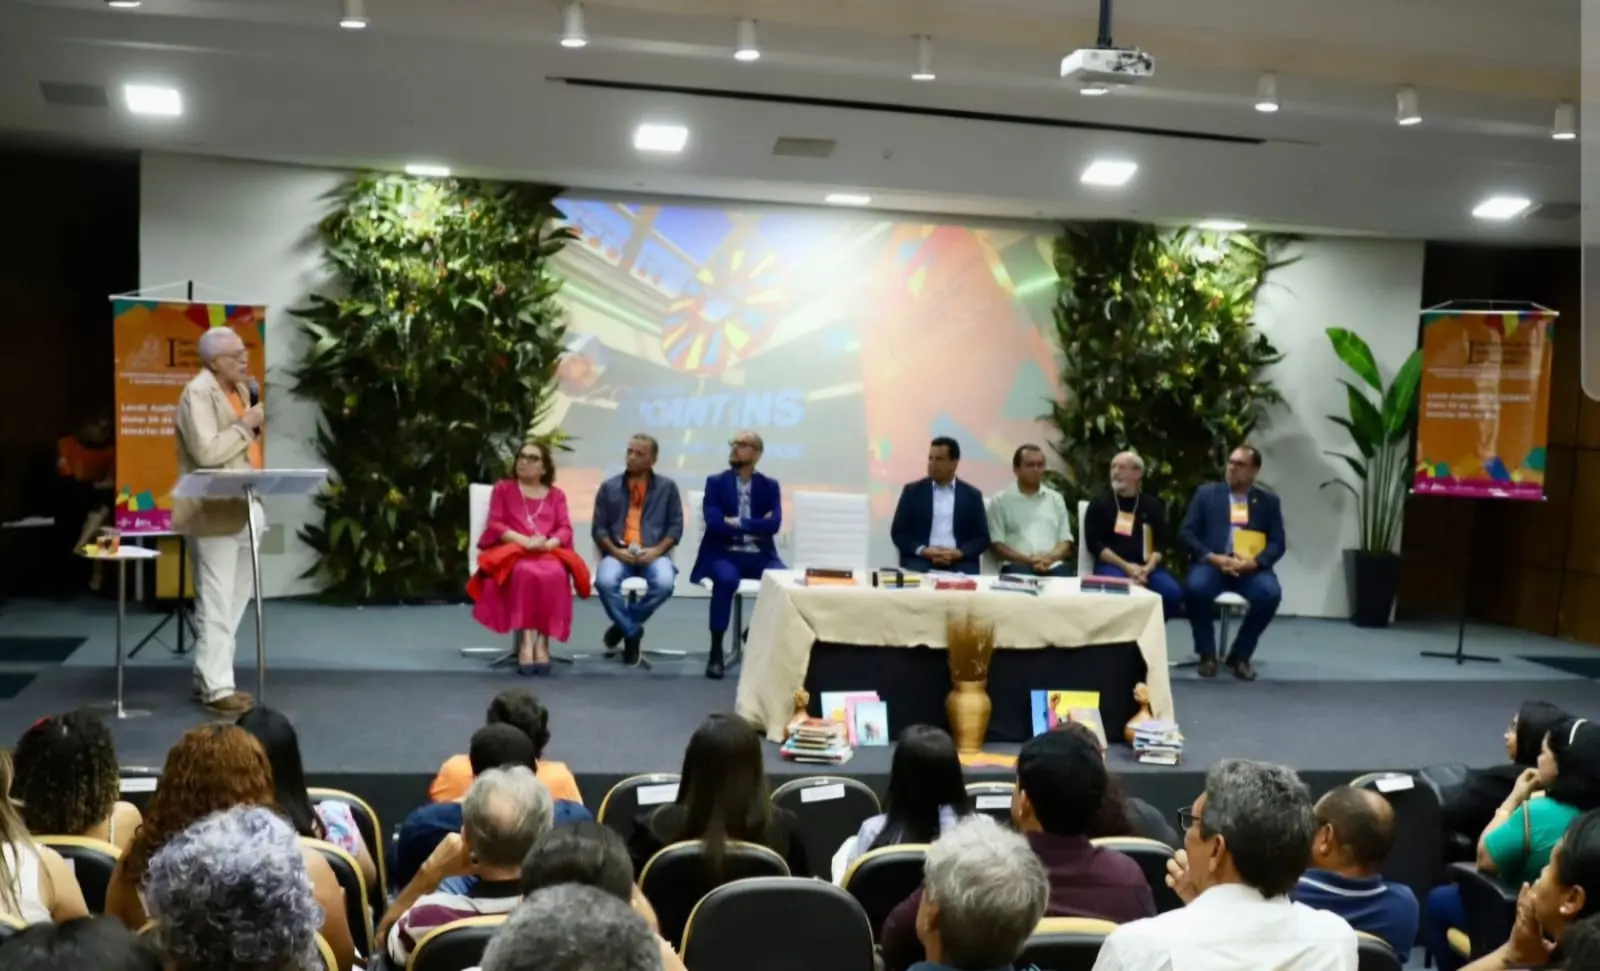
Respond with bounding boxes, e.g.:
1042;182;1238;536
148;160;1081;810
1322;328;1423;627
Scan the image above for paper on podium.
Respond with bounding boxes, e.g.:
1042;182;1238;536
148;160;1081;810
172;469;329;499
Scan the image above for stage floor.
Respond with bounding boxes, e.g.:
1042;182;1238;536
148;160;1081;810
1;596;1598;831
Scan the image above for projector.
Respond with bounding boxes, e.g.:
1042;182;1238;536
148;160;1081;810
1060;47;1155;87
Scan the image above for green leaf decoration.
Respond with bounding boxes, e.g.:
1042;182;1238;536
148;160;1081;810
1327;327;1382;392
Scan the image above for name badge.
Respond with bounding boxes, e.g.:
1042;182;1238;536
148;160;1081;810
1229;500;1249;526
1114;510;1136;536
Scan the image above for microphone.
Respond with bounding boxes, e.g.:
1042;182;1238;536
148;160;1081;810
247;378;260;407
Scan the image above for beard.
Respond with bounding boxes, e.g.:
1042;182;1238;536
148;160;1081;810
1112;475;1136;497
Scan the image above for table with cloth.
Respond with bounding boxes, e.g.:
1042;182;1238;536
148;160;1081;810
734;571;1174;744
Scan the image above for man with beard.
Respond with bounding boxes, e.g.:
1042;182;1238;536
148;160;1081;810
1082;451;1182;620
688;430;784;680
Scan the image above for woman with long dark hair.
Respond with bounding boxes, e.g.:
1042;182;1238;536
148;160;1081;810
628;713;808;878
843;726;970;867
1443;700;1572;846
236;706;378;892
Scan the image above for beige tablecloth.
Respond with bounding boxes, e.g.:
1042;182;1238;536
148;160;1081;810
733;571;1173;742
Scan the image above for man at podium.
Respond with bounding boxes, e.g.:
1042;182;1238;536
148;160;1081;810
173;328;263;714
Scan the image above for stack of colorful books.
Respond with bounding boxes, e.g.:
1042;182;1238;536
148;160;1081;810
1080;574;1132;595
802;567;857;587
780;717;854;764
993;574;1047;596
932;574;978;591
872;569;923;589
1132;719;1184;765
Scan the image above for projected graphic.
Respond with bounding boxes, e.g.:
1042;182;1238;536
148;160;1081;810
550;200;1061;565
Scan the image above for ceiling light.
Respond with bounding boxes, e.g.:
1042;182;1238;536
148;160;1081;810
1553;101;1577;141
1080;159;1137;187
405;163;451;178
105;1;142;8
1472;196;1532;221
1396;85;1421;126
1199;219;1248;232
825;193;872;206
561;2;588;49
734;18;760;62
1079;84;1110;97
911;35;935;82
1255;72;1279;113
338;0;367;29
123;84;182;117
634;123;688;153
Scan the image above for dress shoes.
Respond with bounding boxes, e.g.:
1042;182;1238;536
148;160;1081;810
1225;657;1258;681
705;644;725;680
603;624;624;650
202;692;254;714
1197;656;1219;678
622;634;642;667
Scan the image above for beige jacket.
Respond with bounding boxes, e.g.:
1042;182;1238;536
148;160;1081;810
172;368;257;536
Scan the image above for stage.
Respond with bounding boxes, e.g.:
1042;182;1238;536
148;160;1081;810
1;596;1598;837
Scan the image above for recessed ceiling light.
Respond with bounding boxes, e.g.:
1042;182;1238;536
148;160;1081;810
1472;196;1532;221
634;123;688;153
911;35;935;82
123;84;182;117
405;163;451;178
825;193;872;206
1079;84;1110;97
338;0;367;29
105;0;142;8
1080;159;1137;187
1255;72;1279;113
561;2;588;48
1199;219;1248;232
1396;85;1421;126
734;18;760;62
1553;101;1577;141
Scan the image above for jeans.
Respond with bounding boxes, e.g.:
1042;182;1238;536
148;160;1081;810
1000;562;1076;578
593;555;676;639
1425;884;1468;971
1093;562;1183;621
1184;563;1282;661
705;550;783;632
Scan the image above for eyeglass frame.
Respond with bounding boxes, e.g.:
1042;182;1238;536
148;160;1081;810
1175;806;1203;834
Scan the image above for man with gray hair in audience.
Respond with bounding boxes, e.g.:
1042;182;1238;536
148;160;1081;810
382;765;555;966
1091;759;1358;971
480;884;662;971
913;815;1050;971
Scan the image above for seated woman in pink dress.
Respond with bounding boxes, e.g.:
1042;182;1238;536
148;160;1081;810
473;442;574;676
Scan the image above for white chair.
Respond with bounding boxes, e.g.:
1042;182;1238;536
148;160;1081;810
1076;500;1094;577
460;482;579;667
791;491;869;573
687;489;767;667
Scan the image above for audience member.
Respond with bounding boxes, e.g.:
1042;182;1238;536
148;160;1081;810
10;710;142;853
882;725;1154;971
1292;785;1419;959
1464;809;1600;971
237;705;378;891
429;688;583;804
383;766;551;966
0;749;88;924
628;712;809;878
1059;722;1182;847
913;815;1050;971
1091;759;1357;971
144;806;327;971
0;916;161;971
845;726;972;869
394;722;591;889
480;884;661;971
519;821;687;971
1559;914;1600;971
103;724;354;969
1432;717;1600;971
1444;701;1572;852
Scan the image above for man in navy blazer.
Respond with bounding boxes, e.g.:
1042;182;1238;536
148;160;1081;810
890;436;991;574
689;429;785;680
1179;444;1286;680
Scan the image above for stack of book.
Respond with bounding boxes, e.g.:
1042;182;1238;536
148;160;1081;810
780;717;853;764
993;574;1047;596
1131;719;1184;765
802;567;857;587
932;574;978;591
872;569;923;589
1080;574;1132;595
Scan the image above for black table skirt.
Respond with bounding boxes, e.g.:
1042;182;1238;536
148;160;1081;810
803;640;1150;745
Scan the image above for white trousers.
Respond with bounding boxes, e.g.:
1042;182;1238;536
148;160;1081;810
187;505;261;702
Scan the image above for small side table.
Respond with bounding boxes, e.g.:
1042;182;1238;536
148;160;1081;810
78;546;160;719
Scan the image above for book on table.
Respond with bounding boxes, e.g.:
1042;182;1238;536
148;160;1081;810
852;701;890;747
1030;690;1101;737
782;717;853;763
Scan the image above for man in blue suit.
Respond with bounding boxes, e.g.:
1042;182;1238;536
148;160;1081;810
890;436;990;574
689;430;784;680
1179;444;1286;681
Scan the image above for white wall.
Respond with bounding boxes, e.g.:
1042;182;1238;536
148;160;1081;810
139;152;1424;615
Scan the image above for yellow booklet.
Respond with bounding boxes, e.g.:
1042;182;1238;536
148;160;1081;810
1233;529;1266;559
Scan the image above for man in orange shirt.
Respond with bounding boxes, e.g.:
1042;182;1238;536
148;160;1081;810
591;435;683;666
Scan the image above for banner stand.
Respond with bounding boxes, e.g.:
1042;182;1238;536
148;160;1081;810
1410;299;1556;666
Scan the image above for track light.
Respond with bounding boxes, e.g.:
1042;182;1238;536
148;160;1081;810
561;2;588;49
1396;85;1421;126
1553;101;1577;141
105;1;142;8
734;18;760;62
338;0;367;29
912;35;935;82
1255;72;1279;113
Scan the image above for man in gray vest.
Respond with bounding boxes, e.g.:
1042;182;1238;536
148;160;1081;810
591;434;683;665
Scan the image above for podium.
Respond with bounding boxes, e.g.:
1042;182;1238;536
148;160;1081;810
173;469;327;704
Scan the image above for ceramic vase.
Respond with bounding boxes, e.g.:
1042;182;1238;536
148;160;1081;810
945;679;992;754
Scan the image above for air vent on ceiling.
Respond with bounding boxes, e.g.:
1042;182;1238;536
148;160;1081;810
39;82;108;108
1528;202;1580;221
773;137;836;158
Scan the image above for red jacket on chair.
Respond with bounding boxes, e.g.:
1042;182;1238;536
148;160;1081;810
467;543;593;602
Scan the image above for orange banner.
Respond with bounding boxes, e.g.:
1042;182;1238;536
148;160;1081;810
112;299;266;533
1413;309;1554;501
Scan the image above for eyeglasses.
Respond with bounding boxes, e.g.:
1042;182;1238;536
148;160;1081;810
1175;806;1202;832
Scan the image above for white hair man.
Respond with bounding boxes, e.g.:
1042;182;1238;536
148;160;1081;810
1081;450;1183;620
913;815;1050;971
481;884;662;971
174;327;264;714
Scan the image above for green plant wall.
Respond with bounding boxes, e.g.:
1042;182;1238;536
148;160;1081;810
1047;221;1294;571
291;175;575;602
